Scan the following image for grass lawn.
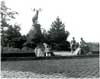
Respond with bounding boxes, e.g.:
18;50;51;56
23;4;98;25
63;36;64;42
1;57;99;78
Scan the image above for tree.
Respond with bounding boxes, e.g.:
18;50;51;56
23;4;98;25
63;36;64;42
13;35;27;49
41;28;48;43
3;24;22;48
48;17;70;51
0;1;18;47
48;17;69;43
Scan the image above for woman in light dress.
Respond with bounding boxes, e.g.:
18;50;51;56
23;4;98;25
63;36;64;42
34;43;45;57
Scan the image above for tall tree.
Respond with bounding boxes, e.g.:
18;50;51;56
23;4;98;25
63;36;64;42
48;17;70;50
0;1;18;47
48;17;69;43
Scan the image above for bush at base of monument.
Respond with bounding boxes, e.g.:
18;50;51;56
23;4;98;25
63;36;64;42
26;24;43;48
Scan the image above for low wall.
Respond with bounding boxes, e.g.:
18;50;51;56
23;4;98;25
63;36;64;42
1;54;99;61
1;52;36;57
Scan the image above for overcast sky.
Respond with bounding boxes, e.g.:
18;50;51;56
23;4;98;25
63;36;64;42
4;0;100;42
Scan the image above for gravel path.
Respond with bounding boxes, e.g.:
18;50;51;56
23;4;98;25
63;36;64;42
1;70;66;78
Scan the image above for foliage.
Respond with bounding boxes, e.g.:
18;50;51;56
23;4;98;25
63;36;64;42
1;1;71;51
23;41;36;49
21;47;35;53
0;1;26;49
2;47;34;53
0;1;18;47
13;35;27;49
28;24;43;43
3;24;22;48
47;17;70;51
87;42;99;54
42;29;50;44
48;17;69;43
24;24;43;48
3;47;21;53
0;0;18;31
52;41;71;51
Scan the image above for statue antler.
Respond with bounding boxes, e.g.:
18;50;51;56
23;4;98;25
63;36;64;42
31;8;36;12
31;8;42;24
31;8;42;12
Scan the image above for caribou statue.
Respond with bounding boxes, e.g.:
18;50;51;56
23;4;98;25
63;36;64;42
32;8;41;24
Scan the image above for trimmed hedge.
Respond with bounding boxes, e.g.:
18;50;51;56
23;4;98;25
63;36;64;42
2;47;36;57
2;47;35;53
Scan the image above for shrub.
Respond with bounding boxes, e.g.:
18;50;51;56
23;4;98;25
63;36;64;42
52;41;71;51
21;47;34;53
2;47;35;53
2;47;21;53
87;42;99;54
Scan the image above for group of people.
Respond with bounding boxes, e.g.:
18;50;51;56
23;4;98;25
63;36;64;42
70;37;89;55
34;37;89;57
34;43;54;57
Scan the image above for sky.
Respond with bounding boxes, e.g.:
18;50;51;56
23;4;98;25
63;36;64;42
2;0;100;42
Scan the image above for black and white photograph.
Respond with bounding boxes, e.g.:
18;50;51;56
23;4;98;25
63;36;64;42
0;0;100;78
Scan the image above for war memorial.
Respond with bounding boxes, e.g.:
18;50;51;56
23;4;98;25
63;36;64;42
1;1;99;78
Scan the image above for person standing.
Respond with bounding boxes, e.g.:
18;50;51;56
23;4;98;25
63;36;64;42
79;37;89;55
43;43;51;56
34;43;45;57
70;37;77;53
